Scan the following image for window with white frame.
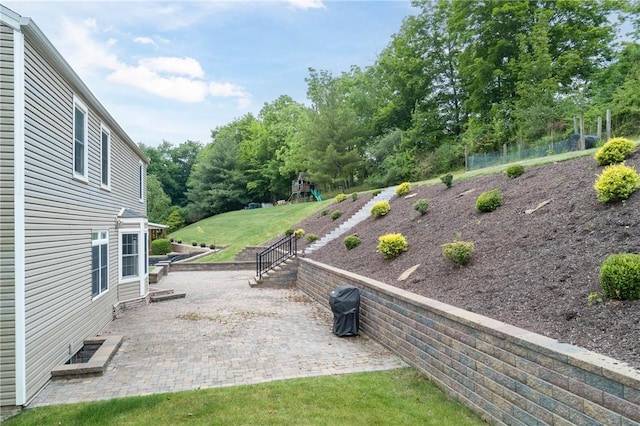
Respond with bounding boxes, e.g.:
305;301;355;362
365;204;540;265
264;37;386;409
73;97;88;181
91;231;109;298
101;125;111;189
121;233;139;279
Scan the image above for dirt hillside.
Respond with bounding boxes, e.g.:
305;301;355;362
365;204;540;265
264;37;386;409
299;152;640;370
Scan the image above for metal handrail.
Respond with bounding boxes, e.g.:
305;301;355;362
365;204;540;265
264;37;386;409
256;235;297;279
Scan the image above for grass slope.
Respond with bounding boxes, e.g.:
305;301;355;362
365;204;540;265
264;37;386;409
6;369;483;425
170;200;332;261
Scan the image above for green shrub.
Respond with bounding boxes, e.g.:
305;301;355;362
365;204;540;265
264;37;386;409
442;241;475;266
320;209;329;216
413;199;430;215
599;253;640;300
306;233;319;243
594;163;640;203
209;244;216;250
370;201;391;218
475;189;503;212
151;238;172;255
351;192;358;201
192;242;197;246
372;189;382;197
377;233;408;259
294;228;305;238
440;173;453;188
395;182;411;196
285;228;294;236
335;193;347;203
594;137;637;166
200;242;206;247
343;234;361;250
506;164;525;179
330;210;342;221
177;240;182;244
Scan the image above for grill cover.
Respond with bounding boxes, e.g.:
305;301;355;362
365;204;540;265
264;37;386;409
328;285;360;336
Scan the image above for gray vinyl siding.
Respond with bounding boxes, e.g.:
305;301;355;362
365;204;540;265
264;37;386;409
0;22;16;407
21;35;146;402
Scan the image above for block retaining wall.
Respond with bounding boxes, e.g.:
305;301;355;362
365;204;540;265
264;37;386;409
297;258;640;426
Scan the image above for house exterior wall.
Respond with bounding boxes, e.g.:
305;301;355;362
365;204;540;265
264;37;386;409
0;22;17;408
0;6;149;409
20;33;147;404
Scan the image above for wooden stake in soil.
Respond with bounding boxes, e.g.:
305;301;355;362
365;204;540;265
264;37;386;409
525;199;552;214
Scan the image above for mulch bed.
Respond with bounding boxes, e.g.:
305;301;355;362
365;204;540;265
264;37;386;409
303;152;640;370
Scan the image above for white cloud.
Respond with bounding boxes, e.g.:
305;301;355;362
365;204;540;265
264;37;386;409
139;57;204;79
134;36;156;46
55;16;250;106
287;0;326;10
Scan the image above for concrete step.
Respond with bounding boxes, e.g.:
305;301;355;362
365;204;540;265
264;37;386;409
150;292;186;302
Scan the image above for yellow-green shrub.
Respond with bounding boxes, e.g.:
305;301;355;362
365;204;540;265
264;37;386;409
293;228;305;238
370;201;391;217
599;253;640;300
442;241;475;266
335;193;347;203
475;189;503;212
306;233;318;243
330;210;342;221
594;163;640;203
594;137;636;166
395;182;411;196
377;233;408;259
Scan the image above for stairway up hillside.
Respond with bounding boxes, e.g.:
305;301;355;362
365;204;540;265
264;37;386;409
303;186;397;255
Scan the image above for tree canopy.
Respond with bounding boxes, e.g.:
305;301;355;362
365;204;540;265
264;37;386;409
144;0;639;224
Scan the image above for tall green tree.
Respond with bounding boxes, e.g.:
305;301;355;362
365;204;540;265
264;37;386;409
186;116;255;220
146;174;171;224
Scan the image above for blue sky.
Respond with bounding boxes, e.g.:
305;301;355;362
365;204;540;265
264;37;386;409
4;1;415;147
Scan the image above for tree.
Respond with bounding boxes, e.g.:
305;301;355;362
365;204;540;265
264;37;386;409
146;174;171;223
186;116;255;220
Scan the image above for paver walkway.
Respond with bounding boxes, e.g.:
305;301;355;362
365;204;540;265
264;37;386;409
30;270;405;407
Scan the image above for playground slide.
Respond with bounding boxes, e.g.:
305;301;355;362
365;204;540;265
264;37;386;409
310;188;323;201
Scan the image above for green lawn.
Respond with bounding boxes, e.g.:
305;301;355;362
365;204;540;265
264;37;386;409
6;368;484;426
170;200;332;261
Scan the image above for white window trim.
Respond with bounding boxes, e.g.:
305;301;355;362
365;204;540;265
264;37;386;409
91;230;109;300
72;95;89;182
138;161;144;202
117;217;148;296
100;123;111;191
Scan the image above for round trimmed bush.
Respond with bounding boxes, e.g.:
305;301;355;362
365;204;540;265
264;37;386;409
351;192;358;201
330;210;342;221
306;233;318;243
599;253;640;300
294;228;305;238
475;189;503;212
594;163;640;203
413;199;430;215
151;238;172;255
594;137;636;166
395;182;411;196
343;234;361;250
377;233;408;259
371;201;391;218
442;241;475;266
335;193;347;203
285;228;294;236
506;164;525;179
